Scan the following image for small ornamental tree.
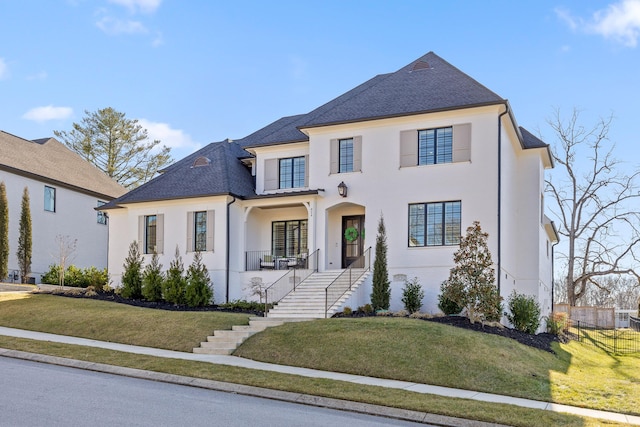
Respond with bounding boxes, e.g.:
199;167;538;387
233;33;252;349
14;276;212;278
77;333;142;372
185;251;213;307
17;187;32;283
441;221;502;324
121;241;143;299
163;245;187;305
142;252;164;302
0;181;8;281
370;213;390;310
401;277;424;314
506;291;541;334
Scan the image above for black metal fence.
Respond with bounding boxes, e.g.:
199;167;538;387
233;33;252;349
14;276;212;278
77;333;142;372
570;320;640;354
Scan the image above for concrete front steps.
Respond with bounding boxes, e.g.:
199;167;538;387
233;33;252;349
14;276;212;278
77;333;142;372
193;317;310;355
266;270;370;319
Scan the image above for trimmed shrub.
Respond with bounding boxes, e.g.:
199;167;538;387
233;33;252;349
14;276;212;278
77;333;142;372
184;251;213;307
506;291;541;334
359;303;374;315
438;280;464;315
401;277;424;314
142;252;164;302
41;264;61;285
121;241;143;299
546;312;569;336
163;245;187;305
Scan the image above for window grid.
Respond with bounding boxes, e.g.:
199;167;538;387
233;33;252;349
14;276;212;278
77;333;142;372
44;186;56;212
272;220;308;257
418;127;453;165
194;211;207;251
279;157;305;189
145;215;157;254
339;138;354;173
408;201;461;247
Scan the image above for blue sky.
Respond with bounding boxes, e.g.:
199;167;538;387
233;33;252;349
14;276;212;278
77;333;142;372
2;0;640;164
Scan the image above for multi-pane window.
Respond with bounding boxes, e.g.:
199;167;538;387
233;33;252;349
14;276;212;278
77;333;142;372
418;127;453;165
272;220;308;257
339;138;354;173
279;156;306;189
97;201;107;225
44;186;56;212
408;201;461;247
145;215;157;254
194;211;207;252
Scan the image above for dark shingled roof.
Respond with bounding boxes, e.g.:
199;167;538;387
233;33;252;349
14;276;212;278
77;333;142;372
300;52;504;128
519;127;547;149
237;114;308;148
103;140;255;207
0;130;125;199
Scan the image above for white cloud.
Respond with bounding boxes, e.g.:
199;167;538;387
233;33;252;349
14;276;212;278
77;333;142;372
138;119;201;152
556;1;640;47
590;0;640;47
151;31;164;47
108;0;161;14
22;106;73;122
96;16;148;35
0;58;9;80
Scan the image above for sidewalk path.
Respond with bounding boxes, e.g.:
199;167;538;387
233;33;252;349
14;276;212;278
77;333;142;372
1;326;639;426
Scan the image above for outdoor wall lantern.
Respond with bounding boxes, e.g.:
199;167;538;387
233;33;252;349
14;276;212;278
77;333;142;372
338;181;348;198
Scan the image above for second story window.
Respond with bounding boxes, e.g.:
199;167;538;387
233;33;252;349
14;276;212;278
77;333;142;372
279;156;306;189
418;127;452;165
44;186;56;212
339;138;354;173
194;211;207;252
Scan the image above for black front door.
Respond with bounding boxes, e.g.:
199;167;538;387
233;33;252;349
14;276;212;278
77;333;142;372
342;215;364;268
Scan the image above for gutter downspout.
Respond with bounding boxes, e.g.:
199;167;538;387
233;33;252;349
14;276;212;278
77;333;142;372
551;239;560;313
225;196;237;303
497;104;509;295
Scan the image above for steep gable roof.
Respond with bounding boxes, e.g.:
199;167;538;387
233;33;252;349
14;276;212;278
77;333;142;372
301;52;504;128
242;52;506;149
103;140;255;207
0;130;125;199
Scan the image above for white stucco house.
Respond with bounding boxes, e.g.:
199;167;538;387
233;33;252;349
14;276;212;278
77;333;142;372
0;131;126;282
101;52;558;320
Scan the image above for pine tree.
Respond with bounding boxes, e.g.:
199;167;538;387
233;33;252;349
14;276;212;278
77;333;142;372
441;221;502;323
121;241;143;299
142;251;164;301
17;187;32;283
163;245;187;305
185;251;213;307
0;181;8;281
370;213;390;310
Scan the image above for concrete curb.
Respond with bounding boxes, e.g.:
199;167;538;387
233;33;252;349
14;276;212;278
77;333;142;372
0;348;505;427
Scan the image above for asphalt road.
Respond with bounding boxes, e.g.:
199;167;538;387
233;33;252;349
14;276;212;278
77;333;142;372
0;357;433;426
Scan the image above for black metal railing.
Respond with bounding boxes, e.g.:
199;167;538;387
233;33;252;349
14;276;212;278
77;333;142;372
570;320;640;354
324;247;371;318
245;249;311;271
263;249;319;315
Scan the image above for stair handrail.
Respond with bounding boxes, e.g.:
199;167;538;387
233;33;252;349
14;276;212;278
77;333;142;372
324;247;371;318
263;249;319;316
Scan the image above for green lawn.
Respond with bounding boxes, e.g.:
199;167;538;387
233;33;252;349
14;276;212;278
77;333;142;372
1;293;638;426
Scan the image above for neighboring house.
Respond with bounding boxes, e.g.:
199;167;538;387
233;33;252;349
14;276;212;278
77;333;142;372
0;131;126;282
101;52;559;320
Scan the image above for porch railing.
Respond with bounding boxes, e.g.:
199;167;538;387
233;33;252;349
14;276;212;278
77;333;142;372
263;249;319;316
246;249;310;271
324;247;371;318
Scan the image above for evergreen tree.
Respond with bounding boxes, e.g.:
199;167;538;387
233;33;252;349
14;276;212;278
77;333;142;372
142;251;164;301
163;245;187;305
17;187;32;283
370;213;390;310
185;251;213;307
0;181;8;281
441;221;502;323
121;241;143;299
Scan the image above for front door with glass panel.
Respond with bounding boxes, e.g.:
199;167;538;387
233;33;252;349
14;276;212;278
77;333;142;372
342;215;364;268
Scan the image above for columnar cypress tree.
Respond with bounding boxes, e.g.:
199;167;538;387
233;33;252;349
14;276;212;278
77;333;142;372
185;251;213;307
121;241;143;299
17;187;32;283
163;245;187;305
142;251;164;301
0;182;8;281
370;213;390;310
